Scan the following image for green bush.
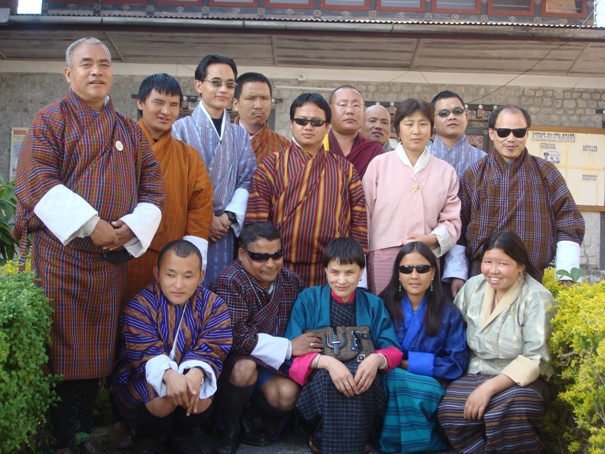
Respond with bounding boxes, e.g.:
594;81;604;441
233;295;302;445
0;265;59;452
543;269;605;453
0;176;18;265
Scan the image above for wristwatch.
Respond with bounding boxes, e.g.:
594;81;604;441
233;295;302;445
224;211;237;225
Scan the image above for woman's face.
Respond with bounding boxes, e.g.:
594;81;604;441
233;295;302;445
481;248;525;296
398;110;431;155
398;251;435;299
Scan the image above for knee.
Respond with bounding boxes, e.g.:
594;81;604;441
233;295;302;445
196;397;212;414
146;398;176;419
263;379;300;411
229;360;258;387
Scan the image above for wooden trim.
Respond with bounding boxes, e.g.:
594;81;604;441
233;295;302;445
578;206;605;213
531;125;605;135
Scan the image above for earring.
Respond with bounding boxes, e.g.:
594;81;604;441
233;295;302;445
398;282;402;292
430;280;434;292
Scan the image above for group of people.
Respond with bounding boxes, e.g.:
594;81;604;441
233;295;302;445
12;35;586;454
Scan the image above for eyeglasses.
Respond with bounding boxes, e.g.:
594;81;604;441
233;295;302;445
244;248;284;263
203;79;238;89
435;108;465;118
397;265;432;274
293;118;327;127
494;128;528;138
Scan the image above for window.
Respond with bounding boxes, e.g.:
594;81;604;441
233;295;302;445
377;0;422;8
544;0;583;14
490;0;531;12
321;0;369;9
435;0;477;11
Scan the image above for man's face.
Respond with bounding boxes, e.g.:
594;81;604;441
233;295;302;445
193;63;236;118
433;97;468;142
137;89;181;140
64;43;112;111
330;88;364;135
488;109;529;163
238;238;283;289
361;105;391;146
232;81;272;132
153;250;204;306
290;103;330;151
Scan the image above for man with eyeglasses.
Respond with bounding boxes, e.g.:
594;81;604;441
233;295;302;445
173;54;256;286
325;85;384;178
445;105;584;297
210;222;314;454
429;90;486;177
246;93;367;287
232;72;290;164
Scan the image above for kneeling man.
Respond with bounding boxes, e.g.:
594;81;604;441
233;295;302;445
111;240;232;453
210;222;320;454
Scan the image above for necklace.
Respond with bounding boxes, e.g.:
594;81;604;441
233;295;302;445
412;182;419;194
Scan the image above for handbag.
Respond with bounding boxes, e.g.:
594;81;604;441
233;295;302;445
305;326;375;363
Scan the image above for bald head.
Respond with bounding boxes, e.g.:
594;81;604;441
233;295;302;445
361;104;392;146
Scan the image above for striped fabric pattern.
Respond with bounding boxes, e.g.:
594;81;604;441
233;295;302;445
234;118;290;164
438;374;552;453
111;283;232;427
172;102;257;284
245;142;367;287
459;149;584;277
429;134;486;177
125;122;214;301
367;246;400;296
15;90;164;379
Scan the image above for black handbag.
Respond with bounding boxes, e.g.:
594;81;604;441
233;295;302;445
305;326;375;363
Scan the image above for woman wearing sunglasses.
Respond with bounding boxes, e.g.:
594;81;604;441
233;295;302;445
438;231;554;453
362;98;461;295
376;241;468;454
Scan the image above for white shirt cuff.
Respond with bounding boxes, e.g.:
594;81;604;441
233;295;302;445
555;240;581;281
359;257;368;289
120;202;162;258
251;333;289;370
33;184;98;245
429;225;452;258
183;236;209;272
442;244;469;282
178;360;218;399
224;188;249;238
145;355;178;397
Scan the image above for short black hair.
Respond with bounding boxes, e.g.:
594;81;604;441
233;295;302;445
394;98;434;136
157;239;203;270
322;237;365;269
488;105;531;129
328;85;363;104
430;90;465;109
137;73;183;114
194;54;238;82
289;93;331;124
234;72;272;100
239;222;281;250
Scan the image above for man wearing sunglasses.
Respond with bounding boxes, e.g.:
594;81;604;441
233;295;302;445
210;222;316;454
429;90;485;177
246;93;367;288
232;72;290;164
445;105;584;297
173;54;257;287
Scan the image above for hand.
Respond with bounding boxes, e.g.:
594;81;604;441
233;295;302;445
353;353;382;394
401;359;409;370
184;368;204;416
89;219;119;248
291;332;323;357
404;233;437;248
109;220;135;249
451;278;466;297
164;369;191;409
320;356;359;397
209;214;231;243
463;383;494;420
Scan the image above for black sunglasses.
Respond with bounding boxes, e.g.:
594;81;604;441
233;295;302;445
435;107;465;118
244;248;284;263
293;118;326;127
398;265;432;274
494;128;528;138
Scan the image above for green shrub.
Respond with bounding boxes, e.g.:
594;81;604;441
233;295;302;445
543;269;605;453
0;177;18;264
0;265;59;452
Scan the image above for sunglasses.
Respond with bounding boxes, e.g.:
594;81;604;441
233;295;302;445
398;265;432;274
494;128;528;138
203;79;238;89
293;118;327;127
436;107;465;118
244;248;284;263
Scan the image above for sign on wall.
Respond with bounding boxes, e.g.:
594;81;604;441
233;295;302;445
9;127;28;182
526;126;605;208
